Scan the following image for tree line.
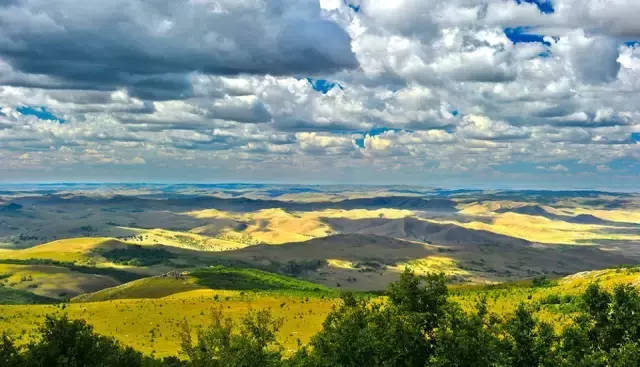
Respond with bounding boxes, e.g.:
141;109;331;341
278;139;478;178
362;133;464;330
3;269;640;366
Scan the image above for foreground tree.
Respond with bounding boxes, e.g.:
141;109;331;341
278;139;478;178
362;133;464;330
291;269;448;367
25;314;148;367
0;333;24;367
557;283;640;366
502;304;558;367
5;269;640;367
178;307;283;367
431;299;503;367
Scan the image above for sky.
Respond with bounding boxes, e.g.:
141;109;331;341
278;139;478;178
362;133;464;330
0;0;639;189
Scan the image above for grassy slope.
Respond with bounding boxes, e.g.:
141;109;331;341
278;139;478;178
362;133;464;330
72;276;202;302
0;263;122;300
1;291;338;357
1;266;639;358
451;266;640;328
74;266;334;303
0;287;57;305
190;266;333;292
0;238;160;300
0;237;120;263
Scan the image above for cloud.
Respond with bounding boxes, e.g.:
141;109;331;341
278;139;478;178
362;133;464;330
537;164;569;172
1;0;640;187
552;31;621;84
130;157;146;165
0;0;358;99
205;97;272;124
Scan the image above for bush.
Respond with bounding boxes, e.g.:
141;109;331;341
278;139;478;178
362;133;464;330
532;275;555;288
280;260;327;276
178;307;283;367
25;315;147;367
0;334;24;367
101;246;175;267
5;270;640;367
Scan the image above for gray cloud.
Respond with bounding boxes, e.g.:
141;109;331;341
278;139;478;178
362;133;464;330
0;0;358;99
1;0;639;186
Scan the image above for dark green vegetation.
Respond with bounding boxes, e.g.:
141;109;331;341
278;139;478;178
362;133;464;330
0;315;171;367
101;246;175;267
190;266;333;294
4;269;640;366
75;266;336;302
0;287;56;305
0;259;144;284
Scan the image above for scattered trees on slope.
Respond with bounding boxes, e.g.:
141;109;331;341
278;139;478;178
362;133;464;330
3;269;640;366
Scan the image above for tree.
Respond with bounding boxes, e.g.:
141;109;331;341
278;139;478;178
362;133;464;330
0;333;24;367
25;314;146;367
502;304;558;367
387;268;448;333
557;283;640;366
179;307;283;367
431;299;503;367
297;270;446;367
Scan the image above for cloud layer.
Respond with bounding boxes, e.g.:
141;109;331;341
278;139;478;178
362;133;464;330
0;0;638;188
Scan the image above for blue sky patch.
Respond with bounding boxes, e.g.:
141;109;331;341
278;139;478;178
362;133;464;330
625;41;640;47
607;157;639;173
451;110;460;117
344;0;360;12
16;106;65;123
632;133;640;142
505;27;550;46
307;78;343;94
538;50;552;58
515;0;554;14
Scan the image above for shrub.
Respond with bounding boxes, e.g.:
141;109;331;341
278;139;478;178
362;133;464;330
0;334;24;367
5;270;640;367
178;307;283;367
25;315;147;367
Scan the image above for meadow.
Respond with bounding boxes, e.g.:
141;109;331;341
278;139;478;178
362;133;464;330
1;185;639;362
2;265;640;358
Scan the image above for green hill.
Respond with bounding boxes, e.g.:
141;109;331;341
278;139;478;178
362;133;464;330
73;266;333;302
0;286;57;305
190;266;332;292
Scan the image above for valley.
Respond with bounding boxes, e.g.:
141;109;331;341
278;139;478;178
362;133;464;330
1;183;639;358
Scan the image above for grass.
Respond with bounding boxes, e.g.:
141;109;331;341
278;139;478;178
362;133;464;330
0;259;145;283
190;266;334;293
2;266;640;358
186;208;415;245
0;237;117;263
450;266;640;328
0;263;124;300
0;287;57;305
0;291;338;357
72;276;202;302
76;266;336;303
452;202;640;245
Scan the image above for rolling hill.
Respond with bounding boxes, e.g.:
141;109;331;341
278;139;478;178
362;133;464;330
73;266;333;302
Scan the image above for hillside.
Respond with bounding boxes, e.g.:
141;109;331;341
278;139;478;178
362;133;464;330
74;266;333;302
0;286;57;305
324;216;532;246
4;265;640;359
214;233;636;290
0;263;122;299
